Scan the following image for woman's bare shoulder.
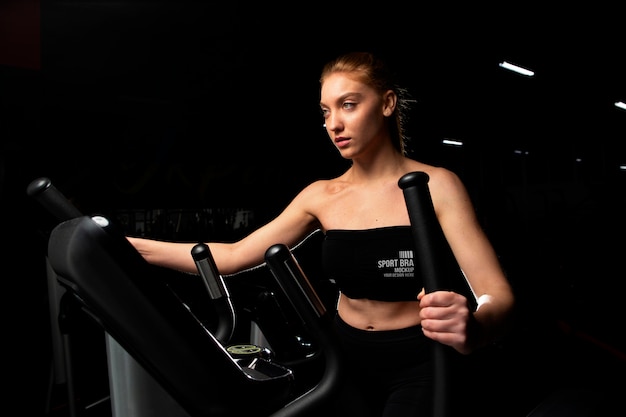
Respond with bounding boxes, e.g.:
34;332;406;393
402;160;467;203
426;165;462;187
298;174;351;197
403;160;461;187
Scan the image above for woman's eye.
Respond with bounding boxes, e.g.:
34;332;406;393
343;102;355;110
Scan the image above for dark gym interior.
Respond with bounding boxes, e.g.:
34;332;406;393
1;1;625;416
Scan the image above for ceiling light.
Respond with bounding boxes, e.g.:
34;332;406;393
442;138;463;147
499;61;535;77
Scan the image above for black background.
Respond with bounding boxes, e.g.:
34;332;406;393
1;1;625;415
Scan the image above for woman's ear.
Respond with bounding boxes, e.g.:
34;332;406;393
382;90;397;117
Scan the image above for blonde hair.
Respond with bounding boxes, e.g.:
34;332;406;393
320;51;412;155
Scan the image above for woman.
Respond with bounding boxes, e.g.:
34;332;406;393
128;51;515;416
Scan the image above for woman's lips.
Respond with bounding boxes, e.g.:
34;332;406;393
335;137;350;148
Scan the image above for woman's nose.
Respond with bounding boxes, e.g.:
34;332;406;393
325;114;340;131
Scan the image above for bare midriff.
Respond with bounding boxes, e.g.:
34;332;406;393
337;294;422;331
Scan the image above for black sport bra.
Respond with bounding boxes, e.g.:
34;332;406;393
321;226;422;302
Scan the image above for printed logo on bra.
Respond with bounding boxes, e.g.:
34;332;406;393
377;250;415;278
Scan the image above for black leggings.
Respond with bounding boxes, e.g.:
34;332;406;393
331;314;434;417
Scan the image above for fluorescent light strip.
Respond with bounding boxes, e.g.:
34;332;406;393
615;101;626;111
442;139;463;146
499;61;535;77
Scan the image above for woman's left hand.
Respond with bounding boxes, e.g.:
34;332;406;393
417;289;477;355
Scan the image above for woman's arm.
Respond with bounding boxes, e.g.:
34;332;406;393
420;167;515;354
127;183;322;276
126;237;200;274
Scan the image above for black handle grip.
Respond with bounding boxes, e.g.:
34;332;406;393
26;177;82;221
191;243;235;344
191;243;228;300
398;171;451;417
265;244;342;417
265;244;326;322
398;171;447;293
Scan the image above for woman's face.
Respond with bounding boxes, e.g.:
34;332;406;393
320;72;391;159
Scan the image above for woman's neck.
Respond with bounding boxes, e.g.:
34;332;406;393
348;147;407;183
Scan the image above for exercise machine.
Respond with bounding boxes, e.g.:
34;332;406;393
28;177;341;417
